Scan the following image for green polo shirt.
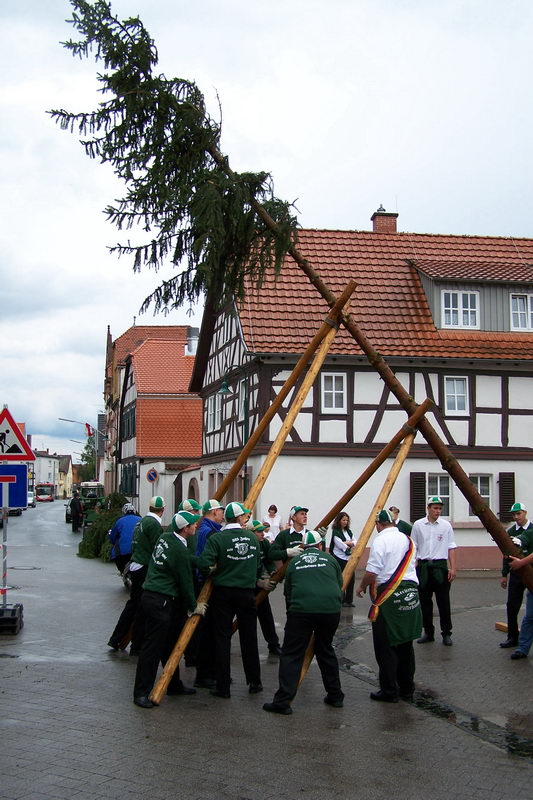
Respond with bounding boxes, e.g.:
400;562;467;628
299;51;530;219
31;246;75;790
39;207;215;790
269;527;308;562
502;521;533;576
199;527;261;589
143;532;197;611
284;547;343;614
130;513;163;566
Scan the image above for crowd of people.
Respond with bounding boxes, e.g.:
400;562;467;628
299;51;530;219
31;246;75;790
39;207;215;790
104;494;533;711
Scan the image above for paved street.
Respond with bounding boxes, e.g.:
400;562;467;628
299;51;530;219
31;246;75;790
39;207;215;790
1;502;532;800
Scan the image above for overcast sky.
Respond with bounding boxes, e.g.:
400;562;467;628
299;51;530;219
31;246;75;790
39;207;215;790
1;0;532;460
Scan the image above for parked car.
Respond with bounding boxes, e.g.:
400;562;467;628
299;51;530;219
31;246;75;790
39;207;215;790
27;491;36;508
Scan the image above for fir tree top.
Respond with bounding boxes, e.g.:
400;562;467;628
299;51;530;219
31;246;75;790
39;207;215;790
50;0;298;313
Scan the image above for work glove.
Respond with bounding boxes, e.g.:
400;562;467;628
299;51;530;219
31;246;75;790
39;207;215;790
190;602;208;617
287;545;303;557
511;536;522;547
317;526;328;538
256;578;277;592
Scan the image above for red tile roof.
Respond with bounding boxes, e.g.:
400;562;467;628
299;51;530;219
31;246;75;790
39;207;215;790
135;397;202;459
131;339;195;393
238;229;533;360
113;325;189;366
412;259;533;283
131;339;202;459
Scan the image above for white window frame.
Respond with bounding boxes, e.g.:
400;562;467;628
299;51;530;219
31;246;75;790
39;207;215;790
206;395;215;433
510;293;533;331
321;372;347;414
444;376;469;416
214;392;222;429
468;474;491;516
238;379;247;422
427;474;451;517
441;290;480;329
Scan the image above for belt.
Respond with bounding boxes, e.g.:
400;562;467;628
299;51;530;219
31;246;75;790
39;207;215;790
418;559;446;565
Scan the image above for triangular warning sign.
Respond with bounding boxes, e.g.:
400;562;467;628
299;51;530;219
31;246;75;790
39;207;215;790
0;407;35;461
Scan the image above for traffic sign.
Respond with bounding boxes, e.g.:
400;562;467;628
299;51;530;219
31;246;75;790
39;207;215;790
0;465;29;508
0;408;35;461
146;468;158;483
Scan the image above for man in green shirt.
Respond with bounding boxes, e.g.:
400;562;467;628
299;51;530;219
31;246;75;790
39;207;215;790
499;502;533;648
268;505;309;562
263;530;344;715
133;510;206;708
199;501;262;699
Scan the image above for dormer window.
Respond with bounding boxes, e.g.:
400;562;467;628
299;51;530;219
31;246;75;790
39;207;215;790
441;290;479;328
510;293;533;330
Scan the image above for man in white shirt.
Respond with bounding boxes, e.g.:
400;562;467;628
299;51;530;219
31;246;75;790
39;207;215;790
411;496;457;646
356;509;421;703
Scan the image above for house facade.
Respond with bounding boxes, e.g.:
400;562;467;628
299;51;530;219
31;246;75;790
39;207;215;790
187;209;533;568
114;334;202;515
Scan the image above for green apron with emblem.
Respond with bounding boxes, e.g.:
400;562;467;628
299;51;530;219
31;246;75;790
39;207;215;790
377;580;422;646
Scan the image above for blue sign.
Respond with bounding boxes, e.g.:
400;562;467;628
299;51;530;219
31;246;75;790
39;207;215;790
0;464;28;508
146;468;158;483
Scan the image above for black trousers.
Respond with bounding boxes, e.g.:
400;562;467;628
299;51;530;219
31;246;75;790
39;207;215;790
334;556;355;604
210;586;261;694
133;591;185;698
416;565;452;637
372;609;415;699
113;554;130;574
506;572;526;642
255;588;280;649
195;609;216;681
273;611;343;708
109;565;147;648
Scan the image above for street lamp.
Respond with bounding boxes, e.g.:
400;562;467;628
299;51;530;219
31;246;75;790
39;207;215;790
58;417;103;481
218;368;250;497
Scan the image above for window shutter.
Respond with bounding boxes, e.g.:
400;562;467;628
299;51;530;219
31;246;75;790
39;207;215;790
498;472;515;522
410;472;427;522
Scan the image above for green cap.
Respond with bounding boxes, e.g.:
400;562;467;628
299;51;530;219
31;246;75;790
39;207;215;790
510;502;527;512
202;499;224;513
427;496;443;506
179;499;202;512
224;501;252;521
172;511;201;531
302;530;323;547
290;505;309;517
249;519;267;532
149;495;165;509
376;509;394;524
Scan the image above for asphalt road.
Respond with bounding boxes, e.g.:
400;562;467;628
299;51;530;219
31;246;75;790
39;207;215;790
1;502;532;800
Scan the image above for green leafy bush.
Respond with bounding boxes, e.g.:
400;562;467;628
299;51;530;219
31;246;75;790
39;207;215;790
77;492;127;559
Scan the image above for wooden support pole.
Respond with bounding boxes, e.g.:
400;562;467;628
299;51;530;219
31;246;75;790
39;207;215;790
297;433;416;686
151;293;347;704
212;281;356;502
254;398;433;609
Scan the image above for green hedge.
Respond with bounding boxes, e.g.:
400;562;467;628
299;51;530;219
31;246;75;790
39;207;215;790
77;492;128;560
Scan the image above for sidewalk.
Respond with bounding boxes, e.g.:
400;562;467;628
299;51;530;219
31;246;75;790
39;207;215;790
1;507;531;800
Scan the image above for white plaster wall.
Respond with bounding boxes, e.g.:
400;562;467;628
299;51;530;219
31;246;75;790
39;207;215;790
476;414;503;447
414;372;437;403
508;376;531;409
508;415;533;448
445;420;469;445
124;382;137;406
136;460;179;519
476;375;501;407
293;412;313;442
353;410;376;442
355;372;384;404
121;437;136;459
319;419;346;443
373;410;412;443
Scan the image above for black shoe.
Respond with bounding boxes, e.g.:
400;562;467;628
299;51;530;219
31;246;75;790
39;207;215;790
133;695;154;708
370;691;398;703
249;683;263;694
417;633;435;644
399;691;414;701
263;702;293;715
107;639;119;650
194;677;216;689
510;650;527;660
324;695;344;708
442;635;453;646
210;689;231;698
268;645;282;656
500;638;518;649
167;685;196;696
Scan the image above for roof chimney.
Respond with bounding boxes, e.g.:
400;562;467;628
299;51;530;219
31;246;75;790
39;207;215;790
371;204;398;233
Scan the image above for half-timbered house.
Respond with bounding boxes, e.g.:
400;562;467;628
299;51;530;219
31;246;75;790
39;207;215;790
187;209;533;567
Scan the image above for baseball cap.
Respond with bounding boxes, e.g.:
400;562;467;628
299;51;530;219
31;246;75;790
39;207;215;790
224;501;252;521
172;511;201;531
376;509;394;524
150;495;165;509
290;505;309;517
510;502;527;512
179;499;202;512
302;530;323;547
249;519;267;532
427;496;443;506
202;499;224;513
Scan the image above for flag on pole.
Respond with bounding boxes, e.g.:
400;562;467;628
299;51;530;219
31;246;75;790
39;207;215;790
85;423;94;437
